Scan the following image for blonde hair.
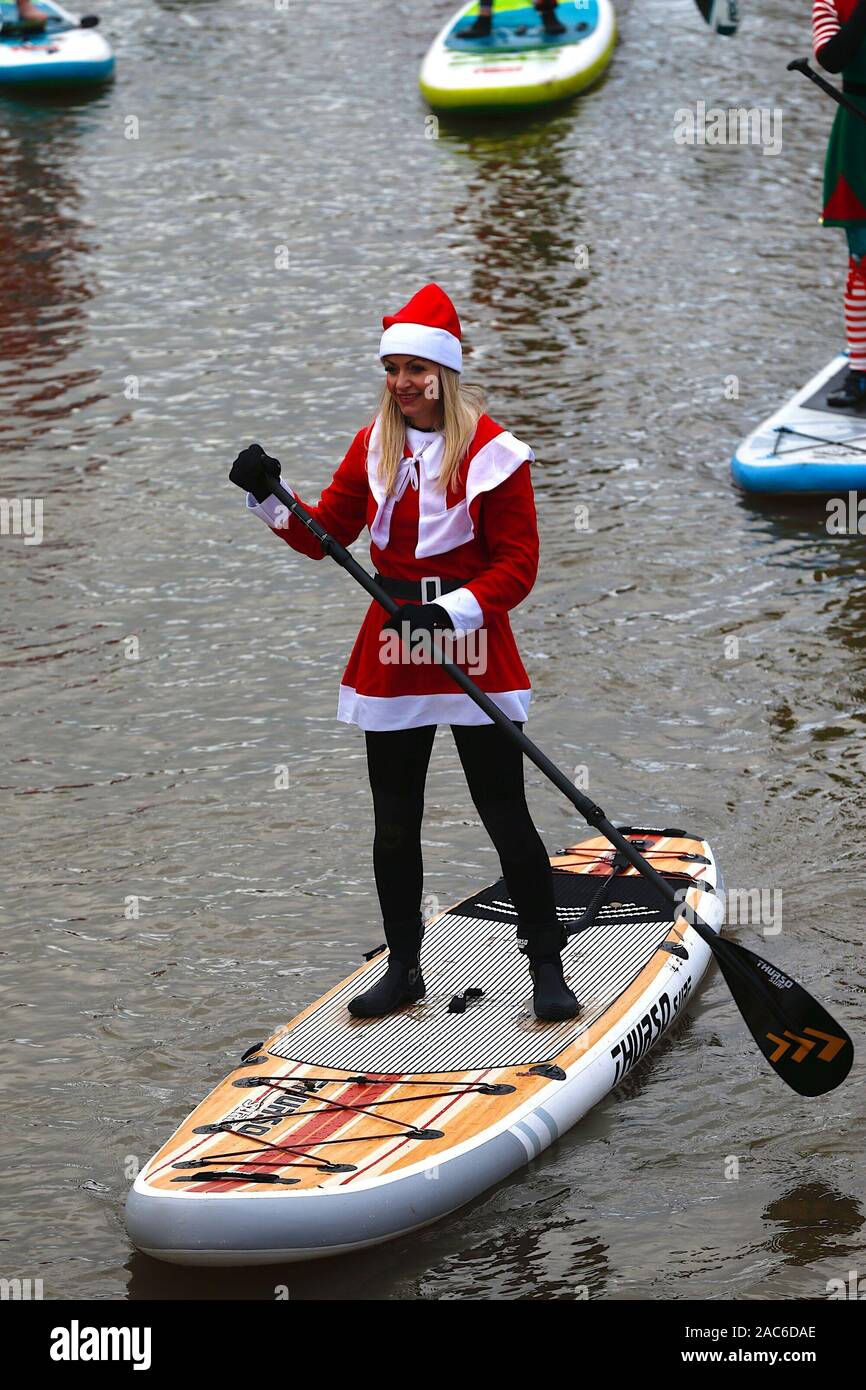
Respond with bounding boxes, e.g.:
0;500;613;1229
370;366;485;496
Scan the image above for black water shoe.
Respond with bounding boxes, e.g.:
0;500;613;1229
827;369;866;411
529;956;579;1021
541;9;567;35
460;15;492;38
348;960;426;1018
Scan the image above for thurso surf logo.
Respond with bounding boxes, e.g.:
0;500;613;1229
610;980;692;1083
223;1081;325;1137
755;959;793;990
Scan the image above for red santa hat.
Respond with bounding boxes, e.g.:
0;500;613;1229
379;283;463;373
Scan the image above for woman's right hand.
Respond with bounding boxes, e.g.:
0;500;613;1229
229;443;282;503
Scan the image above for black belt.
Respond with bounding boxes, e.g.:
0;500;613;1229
843;79;866;96
375;573;469;603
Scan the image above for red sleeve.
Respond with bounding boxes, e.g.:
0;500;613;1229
269;430;370;560
813;0;842;58
465;461;539;621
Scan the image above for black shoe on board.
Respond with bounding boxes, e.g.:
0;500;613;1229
459;15;492;38
541;10;567;35
529;956;580;1022
827;369;866;411
348;960;426;1018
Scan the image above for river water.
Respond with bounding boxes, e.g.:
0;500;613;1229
1;0;863;1301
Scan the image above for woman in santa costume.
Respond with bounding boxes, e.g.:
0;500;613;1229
229;284;578;1023
814;0;866;408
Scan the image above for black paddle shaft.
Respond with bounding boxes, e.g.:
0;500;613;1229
256;477;853;1096
788;57;866;127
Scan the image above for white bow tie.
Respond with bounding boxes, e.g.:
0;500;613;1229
396;435;441;498
395;456;420;499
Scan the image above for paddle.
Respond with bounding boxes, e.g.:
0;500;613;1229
252;474;853;1096
788;56;866;128
694;0;739;38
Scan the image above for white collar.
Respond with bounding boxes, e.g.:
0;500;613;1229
404;428;444;481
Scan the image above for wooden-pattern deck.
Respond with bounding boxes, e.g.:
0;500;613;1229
138;832;713;1198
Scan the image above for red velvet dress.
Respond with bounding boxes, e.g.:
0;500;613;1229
246;413;540;731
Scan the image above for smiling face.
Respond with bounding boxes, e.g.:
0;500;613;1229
383;354;442;429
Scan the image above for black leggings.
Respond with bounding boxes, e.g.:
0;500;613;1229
364;722;557;937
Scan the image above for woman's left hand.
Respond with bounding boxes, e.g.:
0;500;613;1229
382;603;454;636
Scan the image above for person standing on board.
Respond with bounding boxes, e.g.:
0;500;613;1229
461;1;566;39
813;0;866;408
229;284;579;1024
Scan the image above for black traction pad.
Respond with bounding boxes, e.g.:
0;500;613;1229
802;361;862;418
268;869;690;1072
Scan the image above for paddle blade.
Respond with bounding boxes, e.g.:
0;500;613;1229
711;936;853;1096
694;0;739;36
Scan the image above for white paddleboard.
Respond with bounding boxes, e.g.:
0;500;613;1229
126;828;722;1265
732;354;866;495
0;1;114;86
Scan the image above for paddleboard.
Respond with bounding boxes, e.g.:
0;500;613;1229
731;354;866;494
693;0;739;36
126;828;723;1266
419;0;616;112
0;1;114;86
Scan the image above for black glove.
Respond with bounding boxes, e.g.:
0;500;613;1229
817;0;866;74
382;603;454;637
229;443;282;504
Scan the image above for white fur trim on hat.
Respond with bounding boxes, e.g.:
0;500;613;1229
379;322;463;373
